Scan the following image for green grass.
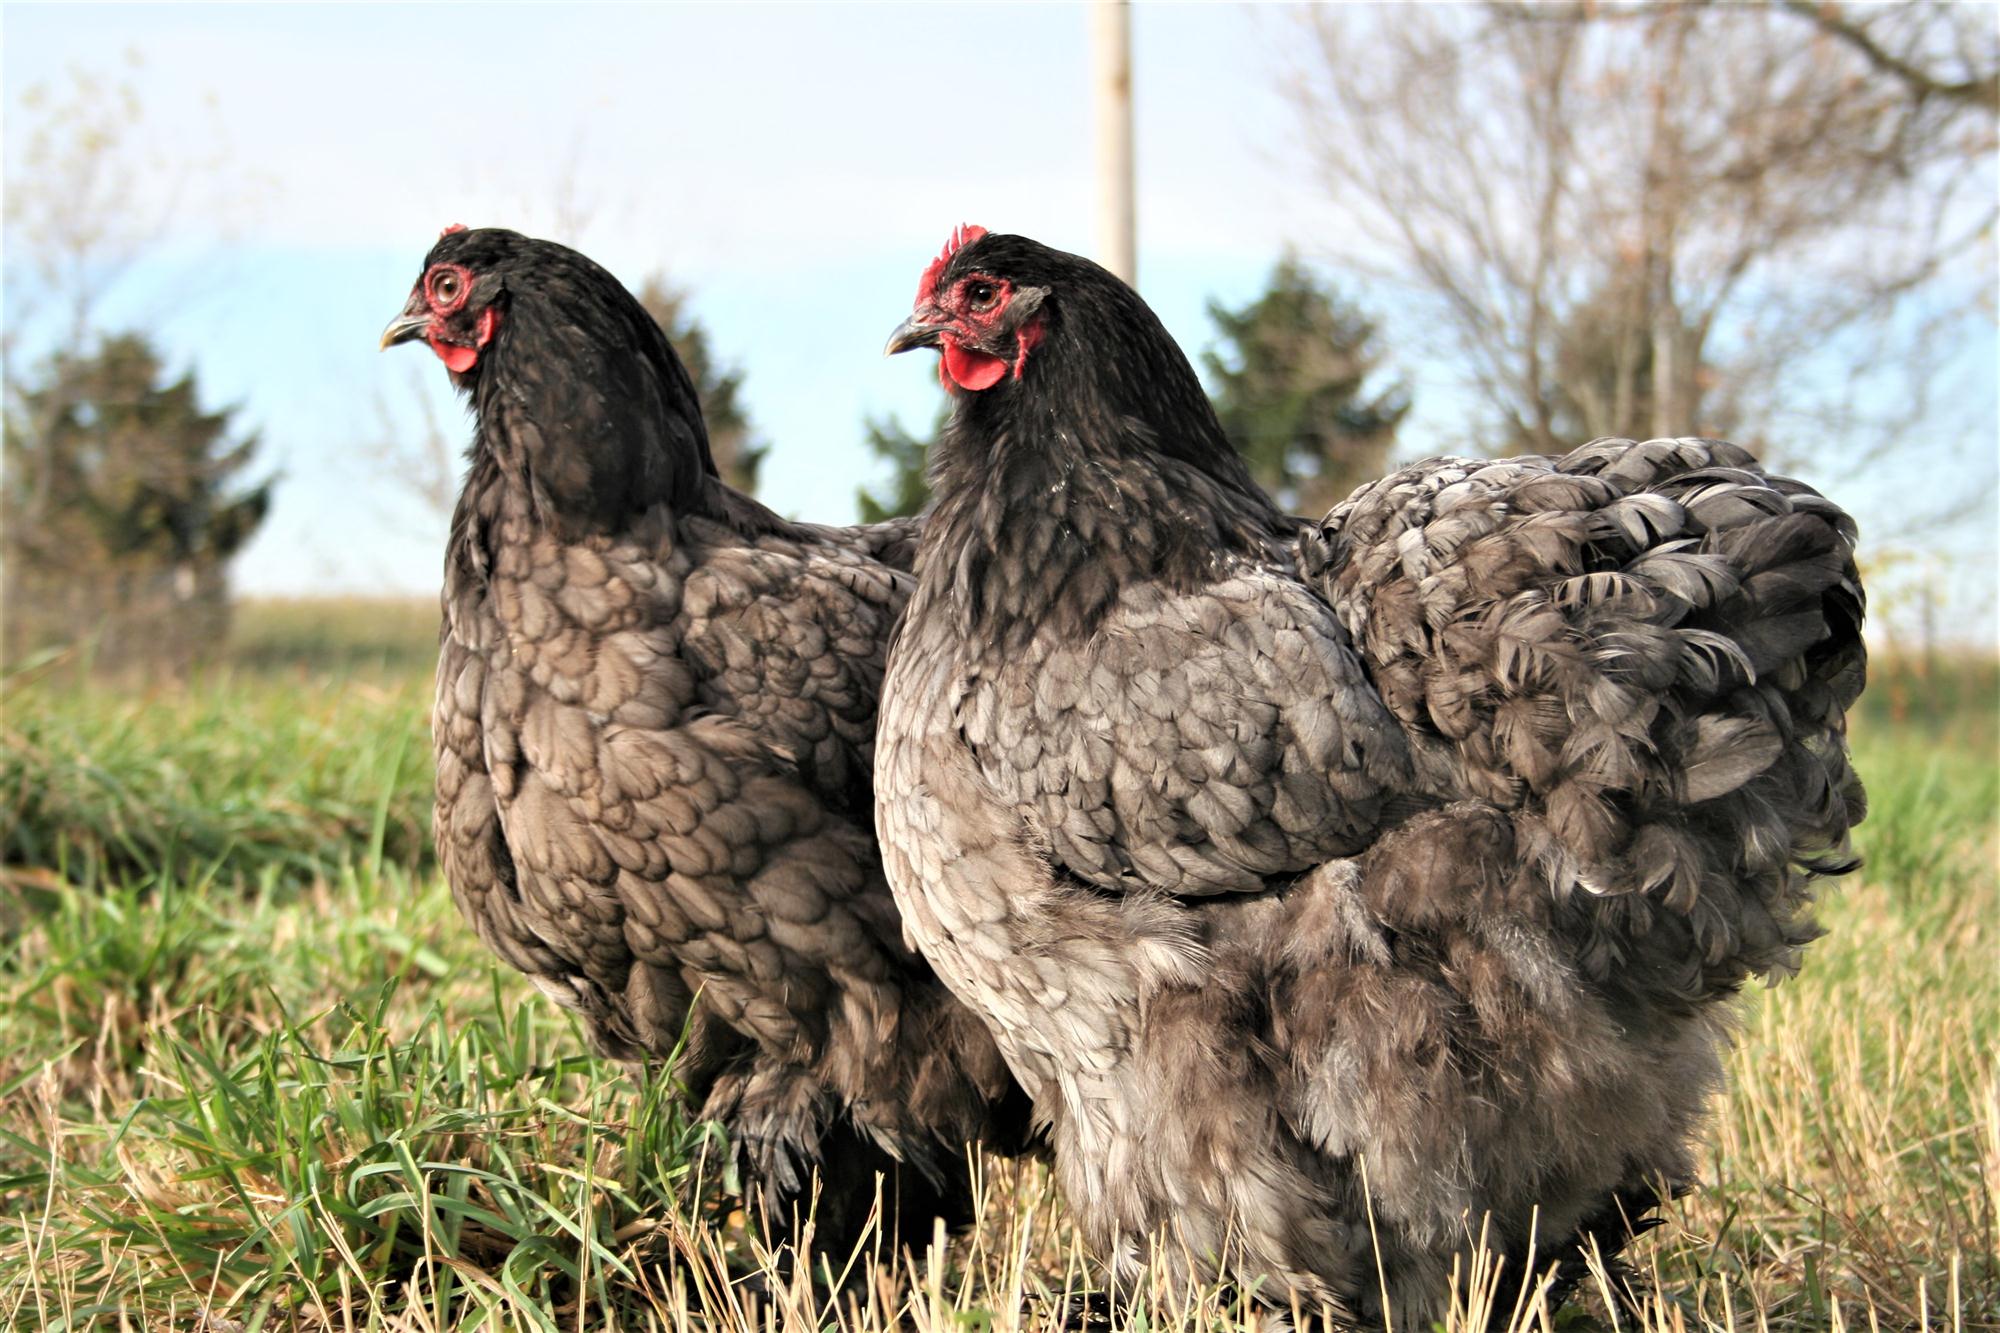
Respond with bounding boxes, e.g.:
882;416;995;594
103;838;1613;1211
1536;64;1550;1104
2;600;435;888
0;612;1993;1331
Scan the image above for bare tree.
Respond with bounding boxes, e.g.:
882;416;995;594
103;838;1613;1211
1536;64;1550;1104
1289;2;1997;497
1778;0;1999;113
4;54;261;385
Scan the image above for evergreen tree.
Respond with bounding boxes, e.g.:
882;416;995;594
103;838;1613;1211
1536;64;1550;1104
1202;256;1410;516
855;404;946;523
637;277;768;494
3;333;271;671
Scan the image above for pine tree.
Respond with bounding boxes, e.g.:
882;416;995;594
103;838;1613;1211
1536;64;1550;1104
3;333;271;671
855;404;946;523
1202;256;1410;516
636;277;768;494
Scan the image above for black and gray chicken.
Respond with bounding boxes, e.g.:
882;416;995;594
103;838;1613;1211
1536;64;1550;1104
381;226;1032;1267
876;227;1865;1322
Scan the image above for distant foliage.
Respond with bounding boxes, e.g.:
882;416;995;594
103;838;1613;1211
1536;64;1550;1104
856;405;946;523
3;334;271;673
1202;256;1410;516
635;277;767;494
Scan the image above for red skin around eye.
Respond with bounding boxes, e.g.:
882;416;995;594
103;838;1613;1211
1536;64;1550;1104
424;286;500;374
428;264;472;315
936;275;1037;392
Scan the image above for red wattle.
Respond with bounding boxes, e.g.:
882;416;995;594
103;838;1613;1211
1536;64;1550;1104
942;337;1006;392
429;337;479;374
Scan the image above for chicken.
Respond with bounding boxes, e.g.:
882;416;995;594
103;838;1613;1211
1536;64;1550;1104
379;226;1030;1266
876;227;1865;1321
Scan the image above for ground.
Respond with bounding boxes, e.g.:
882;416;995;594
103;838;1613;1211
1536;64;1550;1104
1;598;1993;1332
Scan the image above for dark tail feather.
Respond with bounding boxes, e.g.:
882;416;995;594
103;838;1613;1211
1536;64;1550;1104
1311;438;1867;1008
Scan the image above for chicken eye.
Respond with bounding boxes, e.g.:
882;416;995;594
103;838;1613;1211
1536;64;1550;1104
431;270;462;306
965;280;998;310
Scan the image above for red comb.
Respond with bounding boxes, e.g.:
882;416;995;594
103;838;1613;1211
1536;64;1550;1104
917;223;989;303
440;222;467;238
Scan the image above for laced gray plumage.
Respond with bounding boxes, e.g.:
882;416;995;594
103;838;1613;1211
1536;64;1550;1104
875;231;1865;1323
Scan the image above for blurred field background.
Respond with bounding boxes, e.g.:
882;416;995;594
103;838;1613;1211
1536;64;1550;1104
4;2;1996;1329
2;602;1993;1331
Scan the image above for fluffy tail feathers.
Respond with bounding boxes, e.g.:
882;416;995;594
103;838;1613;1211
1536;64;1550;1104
1305;437;1867;1005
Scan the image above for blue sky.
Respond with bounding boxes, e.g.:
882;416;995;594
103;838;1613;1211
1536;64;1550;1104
5;3;1994;643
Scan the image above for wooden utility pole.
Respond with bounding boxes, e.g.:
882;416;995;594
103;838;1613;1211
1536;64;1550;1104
1092;0;1136;287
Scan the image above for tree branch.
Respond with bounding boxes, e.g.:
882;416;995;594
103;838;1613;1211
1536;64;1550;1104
1780;0;1999;113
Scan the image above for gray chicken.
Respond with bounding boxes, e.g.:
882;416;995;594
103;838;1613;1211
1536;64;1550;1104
876;228;1865;1321
380;226;1030;1267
